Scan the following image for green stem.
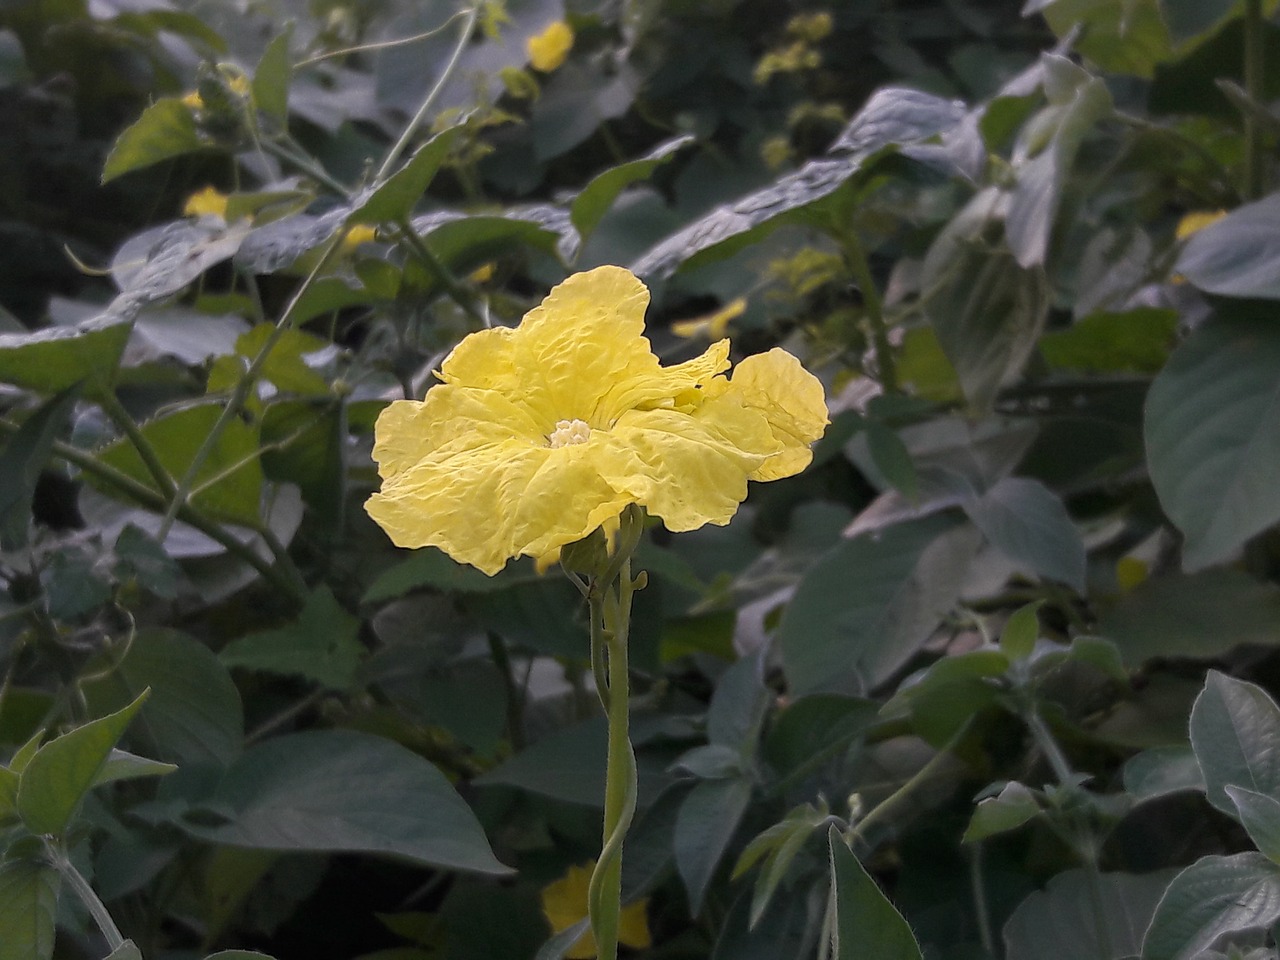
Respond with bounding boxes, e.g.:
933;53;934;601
848;721;969;849
584;506;645;960
1244;0;1267;199
0;419;304;604
375;3;479;183
52;845;124;950
262;138;353;197
969;844;996;958
96;390;177;500
839;229;897;393
1024;708;1075;786
392;219;487;327
486;631;525;749
156;230;347;541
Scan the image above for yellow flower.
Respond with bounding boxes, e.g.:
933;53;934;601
183;185;229;219
365;266;828;575
527;21;574;72
671;297;747;340
342;224;378;252
541;863;651;959
469;262;496;283
1175;209;1227;240
181;90;205;111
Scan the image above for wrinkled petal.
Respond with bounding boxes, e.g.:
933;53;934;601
599;404;776;530
368;433;630;575
724;348;829;481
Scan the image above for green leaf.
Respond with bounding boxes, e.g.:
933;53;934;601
1189;671;1280;817
533;919;591;960
1142;853;1280;960
0;858;59;960
963;477;1085;591
476;719;606;806
104;942;143;960
109;221;252;317
921;188;1049;414
361;548;541;603
252;29;292;125
570;134;693;240
102;98;204;182
1000;601;1044;661
763;695;878;777
1029;0;1172;78
675;776;753;916
16;690;149;836
180;729;510;875
865;420;919;501
349;128;460;226
0;386;79;550
81;628;244;768
235;324;330;395
1100;570;1280;664
1146;315;1280;569
739;803;828;928
828;826;924;960
93;748;178;787
1005;55;1112;267
1004;867;1178;960
1040;308;1178;373
1123;745;1206;801
0;318;131;395
1176;192;1280;299
779;514;973;695
707;651;769;749
1226;786;1280;863
260;400;345;523
220;587;364;691
632;87;967;278
93;402;264;527
963;781;1040;842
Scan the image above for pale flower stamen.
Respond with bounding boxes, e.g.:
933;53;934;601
548;418;591;448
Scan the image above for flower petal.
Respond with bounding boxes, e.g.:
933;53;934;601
367;430;631;576
599;404;775;531
724;348;829;481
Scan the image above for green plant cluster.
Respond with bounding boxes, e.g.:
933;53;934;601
3;0;1280;958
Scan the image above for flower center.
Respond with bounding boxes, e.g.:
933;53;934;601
548;418;591;448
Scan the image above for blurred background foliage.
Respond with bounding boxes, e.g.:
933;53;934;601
5;0;1280;958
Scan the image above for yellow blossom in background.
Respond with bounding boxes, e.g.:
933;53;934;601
181;90;205;111
527;21;574;72
365;266;828;574
671;297;747;340
541;863;651;959
342;224;378;253
1175;209;1227;240
183;186;229;219
469;262;496;283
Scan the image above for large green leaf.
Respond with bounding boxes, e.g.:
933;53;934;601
0;387;79;550
476;718;606;806
81;628;244;768
1099;570;1280;664
93;402;264;527
102;97;204;182
1026;0;1171;78
252;28;292;125
1225;786;1280;863
676;776;753;916
181;729;510;875
631;86;967;278
1039;308;1178;373
921;188;1049;414
1176;192;1280;299
109;220;252;318
0;318;131;395
16;690;149;836
1189;671;1280;817
0;858;59;960
570;134;693;241
1145;315;1280;570
828;827;924;960
220;586;364;690
962;477;1085;591
779;513;972;695
1142;852;1280;960
1003;868;1178;960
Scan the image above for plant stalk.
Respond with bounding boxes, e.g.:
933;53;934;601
53;846;124;951
839;229;897;393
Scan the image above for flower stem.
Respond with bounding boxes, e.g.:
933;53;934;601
585;506;644;960
838;228;897;393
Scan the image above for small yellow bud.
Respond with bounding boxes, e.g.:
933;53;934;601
182;185;229;219
527;21;574;73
